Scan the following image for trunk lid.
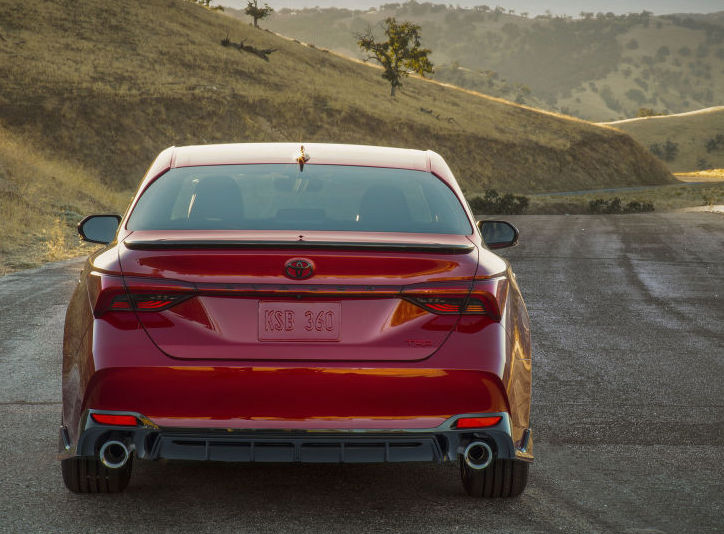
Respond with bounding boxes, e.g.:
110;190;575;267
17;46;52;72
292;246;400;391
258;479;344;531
118;230;483;361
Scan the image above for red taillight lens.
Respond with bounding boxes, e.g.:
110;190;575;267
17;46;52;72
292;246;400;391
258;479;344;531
88;272;126;317
455;416;502;428
401;283;472;316
89;272;195;316
91;413;138;426
408;296;466;314
401;279;508;321
110;294;190;312
404;296;493;315
110;296;132;310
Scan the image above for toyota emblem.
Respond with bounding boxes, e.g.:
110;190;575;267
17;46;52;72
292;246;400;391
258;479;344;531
284;258;314;280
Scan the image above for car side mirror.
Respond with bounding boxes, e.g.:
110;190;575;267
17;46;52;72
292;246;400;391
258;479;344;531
78;215;122;244
478;220;519;249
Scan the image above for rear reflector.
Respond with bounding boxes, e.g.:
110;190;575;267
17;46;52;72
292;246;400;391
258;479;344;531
455;416;502;429
91;414;138;426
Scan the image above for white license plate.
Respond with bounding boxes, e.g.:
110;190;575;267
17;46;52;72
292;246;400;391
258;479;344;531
258;302;341;341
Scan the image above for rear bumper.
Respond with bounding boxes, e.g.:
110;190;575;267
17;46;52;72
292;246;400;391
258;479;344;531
81;366;510;430
60;410;532;464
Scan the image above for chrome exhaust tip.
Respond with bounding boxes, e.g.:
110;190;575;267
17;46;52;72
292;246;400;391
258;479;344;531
99;440;130;469
463;441;493;470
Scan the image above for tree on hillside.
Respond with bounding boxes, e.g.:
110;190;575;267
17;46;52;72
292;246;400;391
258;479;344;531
245;0;273;28
650;139;679;161
357;18;433;97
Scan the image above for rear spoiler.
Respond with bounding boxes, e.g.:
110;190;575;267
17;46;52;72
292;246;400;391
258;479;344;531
123;239;474;253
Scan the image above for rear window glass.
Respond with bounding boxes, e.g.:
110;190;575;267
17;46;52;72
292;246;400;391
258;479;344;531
127;164;472;235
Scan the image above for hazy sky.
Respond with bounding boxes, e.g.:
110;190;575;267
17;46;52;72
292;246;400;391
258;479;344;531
220;1;723;15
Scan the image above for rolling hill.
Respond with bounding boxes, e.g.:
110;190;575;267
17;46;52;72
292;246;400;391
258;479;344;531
251;4;724;122
601;106;724;172
0;0;673;271
0;125;128;273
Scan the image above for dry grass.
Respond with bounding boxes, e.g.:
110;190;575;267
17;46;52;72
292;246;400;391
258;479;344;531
527;182;724;214
675;169;724;181
0;127;128;273
556;24;724;122
601;107;724;173
0;0;672;196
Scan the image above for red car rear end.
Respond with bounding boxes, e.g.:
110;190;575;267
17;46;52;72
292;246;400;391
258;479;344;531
60;143;532;497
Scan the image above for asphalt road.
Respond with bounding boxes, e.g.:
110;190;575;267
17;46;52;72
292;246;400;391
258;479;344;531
1;212;722;533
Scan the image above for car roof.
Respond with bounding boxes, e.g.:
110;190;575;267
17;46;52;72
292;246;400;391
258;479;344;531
168;143;432;172
135;143;464;213
122;143;475;241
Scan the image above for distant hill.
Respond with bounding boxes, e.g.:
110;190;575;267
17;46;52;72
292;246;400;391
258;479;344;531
601;106;724;172
220;1;724;15
0;0;672;195
247;4;724;122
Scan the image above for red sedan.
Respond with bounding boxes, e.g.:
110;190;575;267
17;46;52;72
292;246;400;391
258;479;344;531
60;143;532;497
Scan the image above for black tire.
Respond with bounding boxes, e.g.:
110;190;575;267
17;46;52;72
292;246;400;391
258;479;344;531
61;455;132;493
460;457;528;498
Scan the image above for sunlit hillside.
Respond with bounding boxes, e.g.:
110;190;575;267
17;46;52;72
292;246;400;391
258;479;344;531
0;126;128;273
602;107;724;172
0;0;674;271
0;0;672;193
253;4;724;121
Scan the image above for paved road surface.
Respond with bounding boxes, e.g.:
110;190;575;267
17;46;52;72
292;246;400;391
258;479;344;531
1;212;722;533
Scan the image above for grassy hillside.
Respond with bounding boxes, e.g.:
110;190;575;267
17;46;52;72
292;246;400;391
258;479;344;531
0;127;128;273
430;64;548;110
557;18;724;121
601;106;724;172
0;0;672;192
0;0;673;271
254;5;724;122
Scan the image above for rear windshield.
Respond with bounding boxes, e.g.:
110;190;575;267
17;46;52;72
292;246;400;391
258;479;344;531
127;164;472;235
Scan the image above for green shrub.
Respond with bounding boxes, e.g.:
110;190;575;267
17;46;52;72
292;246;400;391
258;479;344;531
626;89;646;104
662;139;679;161
705;134;724;153
697;157;711;170
588;197;654;214
600;85;621;111
468;189;530;215
649;139;679;161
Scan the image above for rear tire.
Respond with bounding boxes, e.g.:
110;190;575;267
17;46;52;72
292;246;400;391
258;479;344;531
460;457;528;498
61;455;132;493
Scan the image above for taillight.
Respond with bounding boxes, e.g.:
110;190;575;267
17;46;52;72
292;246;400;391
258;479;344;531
91;413;138;426
110;294;190;312
404;296;493;315
455;416;502;428
402;277;507;321
88;272;195;316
